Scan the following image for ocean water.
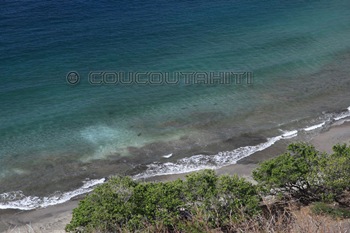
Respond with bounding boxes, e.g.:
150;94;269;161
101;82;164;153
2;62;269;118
1;0;350;209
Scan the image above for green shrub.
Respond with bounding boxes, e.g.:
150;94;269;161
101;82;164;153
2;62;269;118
253;143;350;204
184;169;218;203
183;170;261;228
311;202;350;219
322;144;350;196
130;179;185;228
66;176;138;232
66;170;261;232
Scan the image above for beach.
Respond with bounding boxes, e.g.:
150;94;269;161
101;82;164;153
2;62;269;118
1;120;349;233
0;200;78;233
1;0;350;232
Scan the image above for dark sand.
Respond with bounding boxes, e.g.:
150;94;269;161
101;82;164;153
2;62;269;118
311;121;350;153
0;200;78;233
1;121;350;233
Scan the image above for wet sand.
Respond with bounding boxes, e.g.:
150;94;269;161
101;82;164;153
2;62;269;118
1;121;350;233
311;121;350;153
0;200;78;233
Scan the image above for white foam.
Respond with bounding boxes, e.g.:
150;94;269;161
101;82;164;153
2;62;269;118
162;153;173;158
304;122;326;132
334;111;350;121
0;178;105;210
134;130;298;179
333;106;350;121
282;130;298;138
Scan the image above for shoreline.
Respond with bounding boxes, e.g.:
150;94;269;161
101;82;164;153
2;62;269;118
1;121;350;232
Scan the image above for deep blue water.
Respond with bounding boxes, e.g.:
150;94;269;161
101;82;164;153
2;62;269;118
1;0;350;208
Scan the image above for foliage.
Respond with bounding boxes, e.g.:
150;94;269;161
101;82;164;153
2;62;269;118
311;202;350;219
183;170;260;228
66;176;138;232
66;170;261;232
253;142;350;204
322;144;350;198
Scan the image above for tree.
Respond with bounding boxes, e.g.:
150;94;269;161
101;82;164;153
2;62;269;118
253;142;350;204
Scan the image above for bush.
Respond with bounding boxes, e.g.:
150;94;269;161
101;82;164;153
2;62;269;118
311;202;350;219
66;176;138;232
183;170;261;229
322;144;350;198
253;143;350;204
130;179;185;228
66;170;261;232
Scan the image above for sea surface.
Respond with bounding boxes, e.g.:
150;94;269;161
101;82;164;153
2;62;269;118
1;0;350;209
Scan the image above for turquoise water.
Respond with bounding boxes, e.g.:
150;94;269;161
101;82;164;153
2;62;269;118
1;0;350;208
